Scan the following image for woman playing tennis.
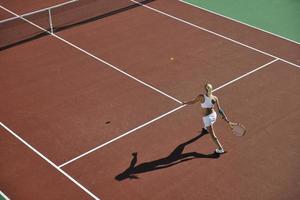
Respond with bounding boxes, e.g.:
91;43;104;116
182;83;229;154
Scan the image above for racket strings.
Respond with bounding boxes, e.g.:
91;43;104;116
231;123;246;136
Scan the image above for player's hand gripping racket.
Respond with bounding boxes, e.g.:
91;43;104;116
228;122;246;136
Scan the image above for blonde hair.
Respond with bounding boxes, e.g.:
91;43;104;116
205;83;213;95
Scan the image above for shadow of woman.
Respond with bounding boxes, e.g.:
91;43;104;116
115;129;220;181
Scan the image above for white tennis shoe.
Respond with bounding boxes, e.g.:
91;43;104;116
215;148;225;154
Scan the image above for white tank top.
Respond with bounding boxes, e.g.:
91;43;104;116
201;94;215;108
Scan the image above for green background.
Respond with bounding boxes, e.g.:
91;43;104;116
184;0;300;43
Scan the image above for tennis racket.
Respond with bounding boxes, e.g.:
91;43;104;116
229;122;246;136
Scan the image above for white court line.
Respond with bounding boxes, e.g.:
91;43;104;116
0;5;182;104
59;104;185;168
59;58;278;168
0;122;100;200
213;58;278;91
130;0;300;69
178;0;300;45
0;191;10;200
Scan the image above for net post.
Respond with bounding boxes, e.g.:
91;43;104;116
48;9;54;34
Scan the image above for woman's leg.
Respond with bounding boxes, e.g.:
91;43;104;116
206;125;223;150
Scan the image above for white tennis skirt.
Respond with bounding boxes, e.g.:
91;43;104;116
202;111;217;128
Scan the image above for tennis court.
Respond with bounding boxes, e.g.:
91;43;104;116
1;0;300;199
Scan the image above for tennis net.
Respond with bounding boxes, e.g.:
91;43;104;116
0;0;151;50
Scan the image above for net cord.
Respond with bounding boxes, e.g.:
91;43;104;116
0;0;78;24
0;5;51;34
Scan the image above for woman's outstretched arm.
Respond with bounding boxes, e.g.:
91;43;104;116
182;94;203;105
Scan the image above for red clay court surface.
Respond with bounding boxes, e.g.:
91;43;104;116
1;0;300;199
